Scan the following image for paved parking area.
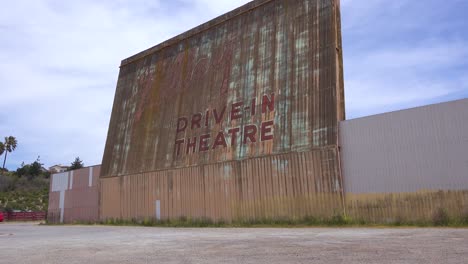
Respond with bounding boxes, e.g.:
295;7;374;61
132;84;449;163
0;222;467;264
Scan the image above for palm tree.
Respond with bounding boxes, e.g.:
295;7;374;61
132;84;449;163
0;142;4;157
2;136;18;170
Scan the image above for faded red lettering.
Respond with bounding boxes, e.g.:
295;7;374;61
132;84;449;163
212;131;228;149
262;93;275;113
243;125;257;144
175;139;184;156
213;106;226;124
228;127;240;147
186;137;197;154
191;113;202;129
261;120;274;141
177;117;188;133
231;101;243;121
205;110;210;127
199;134;210;152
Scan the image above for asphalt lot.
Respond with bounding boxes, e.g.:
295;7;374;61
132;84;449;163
0;222;467;264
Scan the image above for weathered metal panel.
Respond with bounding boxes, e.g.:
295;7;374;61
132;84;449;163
51;172;69;192
48;171;69;223
100;149;344;221
47;165;101;223
47;191;61;223
101;0;345;178
63;188;99;222
340;99;468;222
99;176;121;219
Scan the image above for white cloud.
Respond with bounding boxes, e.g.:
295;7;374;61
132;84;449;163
341;0;468;118
0;0;250;169
0;0;466;169
355;41;468;70
344;40;468;118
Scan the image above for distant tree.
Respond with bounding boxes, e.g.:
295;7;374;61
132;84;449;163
29;156;43;178
15;162;28;177
15;157;48;180
0;142;5;174
68;157;84;171
2;136;18;170
42;170;51;179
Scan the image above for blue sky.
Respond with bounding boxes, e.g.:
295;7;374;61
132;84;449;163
0;0;467;170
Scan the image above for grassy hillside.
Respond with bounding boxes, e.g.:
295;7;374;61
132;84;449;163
0;173;49;212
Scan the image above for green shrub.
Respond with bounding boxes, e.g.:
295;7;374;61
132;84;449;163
327;214;350;226
461;206;468;225
432;208;449;226
78;210;468;228
303;216;319;225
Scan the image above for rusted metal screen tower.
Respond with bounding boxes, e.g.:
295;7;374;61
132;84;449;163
100;0;345;221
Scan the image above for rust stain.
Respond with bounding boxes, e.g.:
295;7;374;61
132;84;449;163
100;149;343;221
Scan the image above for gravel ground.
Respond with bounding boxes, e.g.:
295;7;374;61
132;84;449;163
0;222;467;264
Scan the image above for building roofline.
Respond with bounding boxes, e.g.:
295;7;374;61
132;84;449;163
341;98;468;123
120;0;274;67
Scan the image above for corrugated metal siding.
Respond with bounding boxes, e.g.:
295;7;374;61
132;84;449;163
47;191;60;223
340;99;468;193
100;149;343;221
345;191;468;223
47;165;101;223
340;99;468;222
101;0;345;178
